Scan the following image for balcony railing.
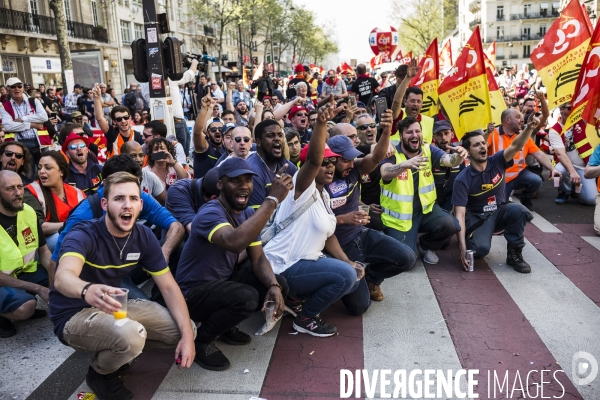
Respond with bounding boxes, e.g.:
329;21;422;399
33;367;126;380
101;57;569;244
492;34;543;43
0;7;108;42
203;25;215;37
496;55;505;60
468;0;481;12
469;18;481;28
510;11;560;20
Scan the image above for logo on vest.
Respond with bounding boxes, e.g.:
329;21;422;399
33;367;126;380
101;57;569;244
398;171;408;180
361;174;371;183
483;195;497;212
22;227;36;245
328;181;348;197
492;173;501;185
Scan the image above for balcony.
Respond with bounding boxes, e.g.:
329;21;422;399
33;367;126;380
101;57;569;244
0;7;108;42
496;55;505;60
510;11;560;20
469;18;481;28
468;0;481;12
492;34;543;43
203;25;215;37
496;15;506;21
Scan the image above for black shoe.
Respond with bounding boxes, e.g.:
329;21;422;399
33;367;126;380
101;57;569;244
555;191;569;204
293;314;337;337
506;243;531;273
194;342;231;371
85;366;134;400
0;316;16;338
28;309;47;320
284;296;304;317
219;326;251;346
521;197;533;210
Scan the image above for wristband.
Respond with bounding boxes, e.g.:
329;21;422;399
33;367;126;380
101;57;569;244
81;282;94;299
266;196;279;207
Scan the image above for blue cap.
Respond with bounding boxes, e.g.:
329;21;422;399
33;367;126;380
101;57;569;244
433;120;453;134
218;158;258;179
221;122;237;135
327;135;363;160
356;101;367;109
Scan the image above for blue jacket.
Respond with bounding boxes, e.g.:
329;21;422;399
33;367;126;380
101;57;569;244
51;185;177;261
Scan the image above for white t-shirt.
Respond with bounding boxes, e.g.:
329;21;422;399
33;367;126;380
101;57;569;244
548;122;585;169
263;173;337;274
141;168;165;197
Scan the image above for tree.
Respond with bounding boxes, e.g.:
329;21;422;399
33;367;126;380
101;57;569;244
443;0;458;36
48;0;73;88
392;0;444;54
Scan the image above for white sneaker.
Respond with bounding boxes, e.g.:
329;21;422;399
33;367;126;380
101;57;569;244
417;243;439;264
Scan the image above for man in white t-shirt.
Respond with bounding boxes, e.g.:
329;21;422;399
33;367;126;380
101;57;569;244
548;103;596;206
120;141;166;205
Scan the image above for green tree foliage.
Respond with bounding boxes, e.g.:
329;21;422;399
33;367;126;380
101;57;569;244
392;0;445;54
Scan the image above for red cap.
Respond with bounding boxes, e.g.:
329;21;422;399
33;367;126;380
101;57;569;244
288;105;308;119
62;132;89;153
299;143;340;163
294;63;305;73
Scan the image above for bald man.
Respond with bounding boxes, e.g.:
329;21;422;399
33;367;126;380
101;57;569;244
0;170;53;337
231;127;254;159
120;141;166;205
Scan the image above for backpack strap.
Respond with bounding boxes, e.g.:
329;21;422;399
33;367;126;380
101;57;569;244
191;178;201;213
261;190;319;245
88;193;103;219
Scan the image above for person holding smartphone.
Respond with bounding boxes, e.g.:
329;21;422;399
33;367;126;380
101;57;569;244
144;137;189;191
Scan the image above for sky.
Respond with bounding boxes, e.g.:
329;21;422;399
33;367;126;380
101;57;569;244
294;0;396;68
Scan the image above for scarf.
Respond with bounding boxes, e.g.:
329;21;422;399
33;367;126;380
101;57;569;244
357;74;370;79
325;77;338;86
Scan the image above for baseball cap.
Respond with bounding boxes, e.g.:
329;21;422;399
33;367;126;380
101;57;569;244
294;64;304;73
433;120;453;134
5;77;23;86
201;168;220;197
206;117;224;130
62;132;89;153
218;158;258;179
327;136;363;160
74;83;82;89
299;143;340;163
221;122;237;135
356;101;367;109
289;105;308;119
71;111;83;118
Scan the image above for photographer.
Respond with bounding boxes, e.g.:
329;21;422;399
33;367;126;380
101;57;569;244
169;58;199;157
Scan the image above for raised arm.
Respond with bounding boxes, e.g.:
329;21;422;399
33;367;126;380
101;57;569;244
392;58;419;119
273;97;304;121
294;103;334;198
226;82;235;112
357;109;393;175
504;113;540;161
91;84;109;133
192;93;214;152
535;90;549;129
439;146;469;167
252;101;264;139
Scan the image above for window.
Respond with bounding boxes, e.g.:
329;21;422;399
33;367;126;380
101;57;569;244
120;20;132;44
523;25;531;39
64;0;72;21
540;2;548;16
497;5;504;20
497;26;504;39
540;24;547;36
524;4;531;16
133;23;143;39
523;45;531;58
29;0;39;14
91;0;98;26
552;2;559;14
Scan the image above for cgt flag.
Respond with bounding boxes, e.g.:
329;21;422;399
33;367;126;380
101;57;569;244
485;41;497;73
562;21;600;157
409;38;439;117
400;51;413;65
530;0;592;108
483;51;505;125
440;39;453;75
438;26;491;139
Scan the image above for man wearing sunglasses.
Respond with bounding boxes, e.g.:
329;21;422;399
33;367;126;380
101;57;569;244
355;115;377;146
0;77;50;172
0;142;34;185
92;84;143;159
193;94;226;178
62;133;103;195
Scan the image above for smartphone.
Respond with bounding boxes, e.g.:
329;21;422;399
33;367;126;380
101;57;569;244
50;112;57;118
151;152;168;161
375;97;387;122
348;95;356;108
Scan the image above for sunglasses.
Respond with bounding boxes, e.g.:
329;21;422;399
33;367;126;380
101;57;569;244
9;84;23;89
234;136;251;143
321;157;338;166
208;127;220;133
4;150;24;159
68;143;87;150
357;123;376;131
115;115;131;122
74;117;83;122
295;113;308;117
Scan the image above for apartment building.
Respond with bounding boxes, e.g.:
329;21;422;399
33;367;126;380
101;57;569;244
457;0;597;70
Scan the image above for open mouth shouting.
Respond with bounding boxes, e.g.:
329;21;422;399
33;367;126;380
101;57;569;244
271;142;282;157
299;118;307;128
120;211;134;226
234;191;249;206
5;160;17;171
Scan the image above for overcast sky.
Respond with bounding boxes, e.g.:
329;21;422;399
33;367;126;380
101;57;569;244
295;0;396;67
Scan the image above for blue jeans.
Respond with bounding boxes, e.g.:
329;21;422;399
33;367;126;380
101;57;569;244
384;203;457;253
281;257;359;318
505;168;542;200
45;233;59;253
0;267;48;314
174;120;190;157
555;163;597;205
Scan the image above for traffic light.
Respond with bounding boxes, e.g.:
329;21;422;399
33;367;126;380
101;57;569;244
131;39;148;82
163;37;184;81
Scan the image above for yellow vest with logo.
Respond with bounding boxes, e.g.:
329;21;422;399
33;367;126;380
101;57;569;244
380;145;436;232
0;204;39;277
389;111;434;147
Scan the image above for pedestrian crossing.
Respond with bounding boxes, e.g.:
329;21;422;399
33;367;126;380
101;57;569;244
3;212;600;400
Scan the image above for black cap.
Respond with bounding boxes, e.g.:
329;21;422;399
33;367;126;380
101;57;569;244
218;158;258;179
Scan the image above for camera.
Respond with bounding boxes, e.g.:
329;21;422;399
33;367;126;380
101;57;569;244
183;52;217;74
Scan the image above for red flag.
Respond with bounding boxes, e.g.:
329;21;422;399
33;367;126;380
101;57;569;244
485;41;496;71
394;50;404;62
531;0;593;107
409;39;439;117
400;51;413;65
439;40;453;73
340;62;353;74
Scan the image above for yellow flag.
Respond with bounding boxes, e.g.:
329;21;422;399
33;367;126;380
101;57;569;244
438;27;492;139
409;39;439;118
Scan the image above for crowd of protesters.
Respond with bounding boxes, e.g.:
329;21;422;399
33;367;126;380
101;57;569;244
1;57;599;400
